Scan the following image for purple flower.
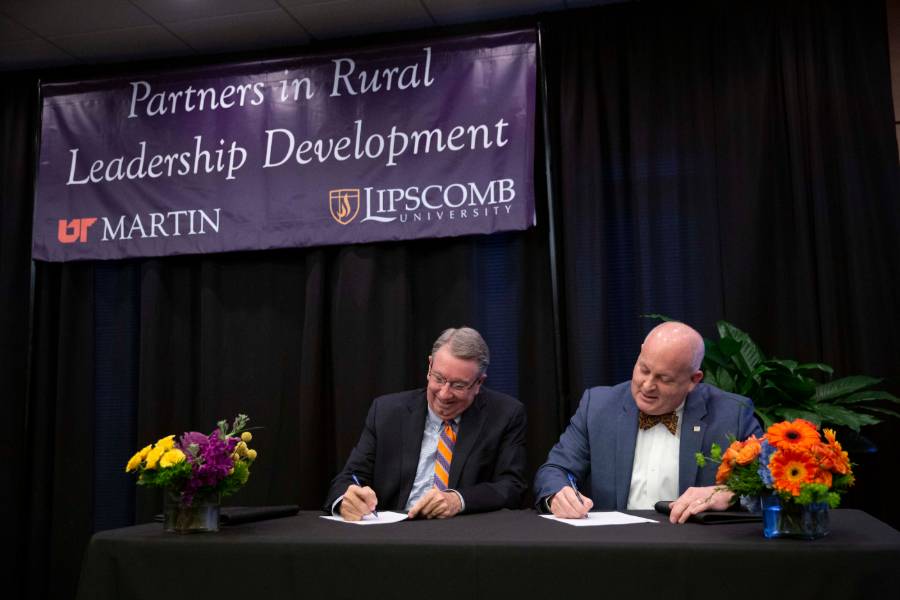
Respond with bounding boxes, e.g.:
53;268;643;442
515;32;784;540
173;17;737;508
178;431;209;461
176;429;238;506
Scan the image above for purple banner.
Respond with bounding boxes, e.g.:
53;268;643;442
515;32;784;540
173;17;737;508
33;30;536;262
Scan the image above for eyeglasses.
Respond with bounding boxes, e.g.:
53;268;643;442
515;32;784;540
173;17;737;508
428;365;480;392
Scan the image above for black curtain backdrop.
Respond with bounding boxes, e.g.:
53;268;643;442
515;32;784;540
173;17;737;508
1;75;38;600
3;1;899;599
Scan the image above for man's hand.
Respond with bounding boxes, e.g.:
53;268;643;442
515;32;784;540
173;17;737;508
548;486;593;519
339;484;378;521
408;489;462;519
668;486;732;524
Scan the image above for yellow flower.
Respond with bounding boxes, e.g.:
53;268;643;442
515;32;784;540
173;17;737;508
125;444;152;472
144;444;167;469
236;441;248;456
159;448;186;468
241;431;253;443
155;434;176;450
247;449;257;461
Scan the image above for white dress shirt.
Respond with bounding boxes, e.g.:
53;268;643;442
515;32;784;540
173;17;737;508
627;402;684;510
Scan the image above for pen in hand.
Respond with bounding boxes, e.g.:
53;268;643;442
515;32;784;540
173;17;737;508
351;473;378;518
566;472;585;507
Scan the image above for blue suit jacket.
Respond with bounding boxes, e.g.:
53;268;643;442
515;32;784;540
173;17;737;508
533;382;763;510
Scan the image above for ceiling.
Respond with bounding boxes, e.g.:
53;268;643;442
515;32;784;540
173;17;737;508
0;0;616;73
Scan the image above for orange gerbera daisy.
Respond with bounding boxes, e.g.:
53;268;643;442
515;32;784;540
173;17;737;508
735;435;762;465
770;448;818;496
766;419;820;451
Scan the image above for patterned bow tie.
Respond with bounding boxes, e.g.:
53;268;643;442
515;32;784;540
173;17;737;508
638;411;678;435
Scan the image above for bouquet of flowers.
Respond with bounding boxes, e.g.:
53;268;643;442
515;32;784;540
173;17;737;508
125;414;258;507
698;418;854;508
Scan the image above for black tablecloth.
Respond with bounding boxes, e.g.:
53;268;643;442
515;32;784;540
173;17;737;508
76;509;900;600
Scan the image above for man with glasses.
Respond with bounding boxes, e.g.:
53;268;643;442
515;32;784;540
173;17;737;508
324;326;527;520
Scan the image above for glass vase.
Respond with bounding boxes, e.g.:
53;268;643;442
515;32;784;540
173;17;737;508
163;488;220;533
761;494;829;540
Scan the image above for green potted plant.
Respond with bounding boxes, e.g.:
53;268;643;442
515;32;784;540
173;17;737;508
646;316;900;431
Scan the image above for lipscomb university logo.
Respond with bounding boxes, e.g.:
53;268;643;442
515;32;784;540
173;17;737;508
329;188;360;225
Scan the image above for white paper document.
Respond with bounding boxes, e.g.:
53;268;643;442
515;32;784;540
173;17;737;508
540;511;658;527
321;511;409;525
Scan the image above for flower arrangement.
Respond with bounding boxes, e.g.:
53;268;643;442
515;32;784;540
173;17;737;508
697;418;854;507
125;414;258;507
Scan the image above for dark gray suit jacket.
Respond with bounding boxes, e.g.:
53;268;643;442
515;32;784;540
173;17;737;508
324;387;528;514
533;381;763;510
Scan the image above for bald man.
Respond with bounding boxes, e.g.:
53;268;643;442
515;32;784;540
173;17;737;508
534;322;763;523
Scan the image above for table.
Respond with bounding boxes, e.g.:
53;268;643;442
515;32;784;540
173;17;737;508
76;509;900;600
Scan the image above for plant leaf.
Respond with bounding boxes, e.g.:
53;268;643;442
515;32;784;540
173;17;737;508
754;409;775;430
775;407;823;425
733;337;765;375
813;376;882;402
860;407;900;419
796;362;834;376
751;364;775;377
836;390;900;405
766;358;798;373
761;380;794;403
718;337;742;358
717;320;750;342
641;313;675;322
714;321;765;373
737;376;758;397
719;334;764;375
715;367;736;392
809;404;882;431
703;341;730;368
767;373;816;398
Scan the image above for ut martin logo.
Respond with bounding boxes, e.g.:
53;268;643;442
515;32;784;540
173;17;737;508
329;189;360;225
58;217;97;243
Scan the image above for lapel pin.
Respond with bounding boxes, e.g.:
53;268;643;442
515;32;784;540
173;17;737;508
693;425;701;432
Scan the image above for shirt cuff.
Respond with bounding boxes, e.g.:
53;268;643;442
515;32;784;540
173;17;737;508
331;495;344;516
539;494;554;514
446;489;466;512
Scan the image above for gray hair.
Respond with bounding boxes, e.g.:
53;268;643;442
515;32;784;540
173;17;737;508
431;327;490;374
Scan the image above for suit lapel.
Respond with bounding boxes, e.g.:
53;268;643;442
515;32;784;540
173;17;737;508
399;392;427;504
679;386;708;493
449;394;485;487
615;393;639;510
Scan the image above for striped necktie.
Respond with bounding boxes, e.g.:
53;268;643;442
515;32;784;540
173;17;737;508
433;420;457;490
